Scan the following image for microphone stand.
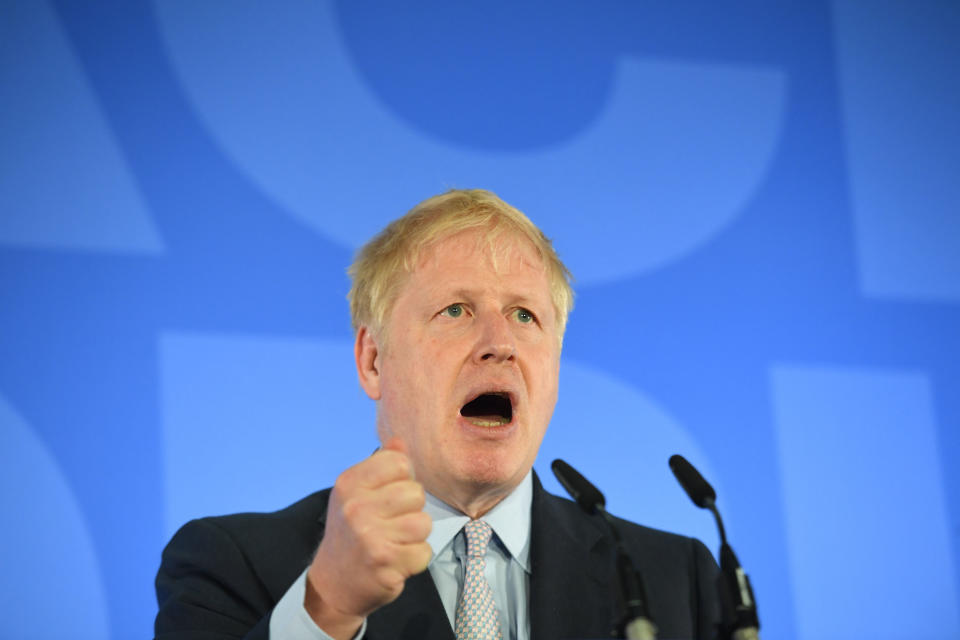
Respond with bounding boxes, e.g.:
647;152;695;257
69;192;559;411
600;509;657;640
669;455;761;640
551;459;657;640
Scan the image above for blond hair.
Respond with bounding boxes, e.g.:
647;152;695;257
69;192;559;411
348;189;574;341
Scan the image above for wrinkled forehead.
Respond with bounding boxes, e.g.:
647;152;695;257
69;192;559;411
414;228;547;275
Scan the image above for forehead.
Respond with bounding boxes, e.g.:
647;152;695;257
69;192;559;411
414;229;547;281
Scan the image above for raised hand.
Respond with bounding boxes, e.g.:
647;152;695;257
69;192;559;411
304;437;433;639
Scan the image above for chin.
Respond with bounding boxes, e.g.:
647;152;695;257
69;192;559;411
457;454;526;491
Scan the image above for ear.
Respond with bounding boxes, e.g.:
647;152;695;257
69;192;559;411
355;326;382;400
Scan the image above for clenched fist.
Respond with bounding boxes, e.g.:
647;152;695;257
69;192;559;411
304;438;433;639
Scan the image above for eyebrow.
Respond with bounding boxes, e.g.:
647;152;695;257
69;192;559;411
443;288;548;309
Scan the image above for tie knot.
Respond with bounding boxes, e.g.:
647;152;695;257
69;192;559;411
463;520;493;558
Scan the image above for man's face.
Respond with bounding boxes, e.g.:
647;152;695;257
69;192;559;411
357;229;561;512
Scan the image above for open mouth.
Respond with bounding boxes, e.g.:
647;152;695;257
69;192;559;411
460;392;513;427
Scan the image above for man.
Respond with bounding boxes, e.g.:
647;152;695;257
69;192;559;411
155;189;720;640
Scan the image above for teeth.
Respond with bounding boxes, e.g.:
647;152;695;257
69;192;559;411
466;417;509;427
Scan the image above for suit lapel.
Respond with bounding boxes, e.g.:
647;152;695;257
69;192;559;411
529;474;615;640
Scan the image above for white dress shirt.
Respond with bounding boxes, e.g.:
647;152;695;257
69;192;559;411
424;471;532;640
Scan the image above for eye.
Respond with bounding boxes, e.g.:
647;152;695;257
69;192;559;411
513;308;536;324
440;303;465;318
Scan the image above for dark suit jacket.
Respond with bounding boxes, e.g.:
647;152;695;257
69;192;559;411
156;474;720;639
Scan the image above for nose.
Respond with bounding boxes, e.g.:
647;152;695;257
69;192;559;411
473;311;517;364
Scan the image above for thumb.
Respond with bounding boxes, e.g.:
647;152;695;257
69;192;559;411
382;435;409;456
381;436;414;479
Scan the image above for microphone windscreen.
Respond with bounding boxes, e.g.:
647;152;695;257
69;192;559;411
669;454;717;509
551;459;606;514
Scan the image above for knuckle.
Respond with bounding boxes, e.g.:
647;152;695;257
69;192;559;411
392;480;424;510
415;511;432;535
407;482;426;508
416;542;433;569
392;481;414;504
340;497;364;524
387;452;412;479
406;511;431;539
367;539;392;566
334;467;358;494
375;567;405;594
356;525;378;549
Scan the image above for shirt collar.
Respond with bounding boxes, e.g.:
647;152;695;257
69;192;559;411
424;470;533;573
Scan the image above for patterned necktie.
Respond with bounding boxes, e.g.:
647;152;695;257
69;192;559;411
455;520;504;640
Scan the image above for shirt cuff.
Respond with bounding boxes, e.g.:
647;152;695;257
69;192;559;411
269;568;367;640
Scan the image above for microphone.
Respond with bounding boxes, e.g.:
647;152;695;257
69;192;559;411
668;454;716;508
669;455;761;640
551;459;658;640
551;458;606;514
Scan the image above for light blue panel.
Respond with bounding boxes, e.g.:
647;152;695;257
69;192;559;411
833;1;960;301
535;358;722;554
771;366;960;639
0;395;110;639
160;333;377;540
154;0;785;282
0;1;162;254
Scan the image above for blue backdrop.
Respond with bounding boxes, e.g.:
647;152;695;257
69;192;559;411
2;2;959;639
